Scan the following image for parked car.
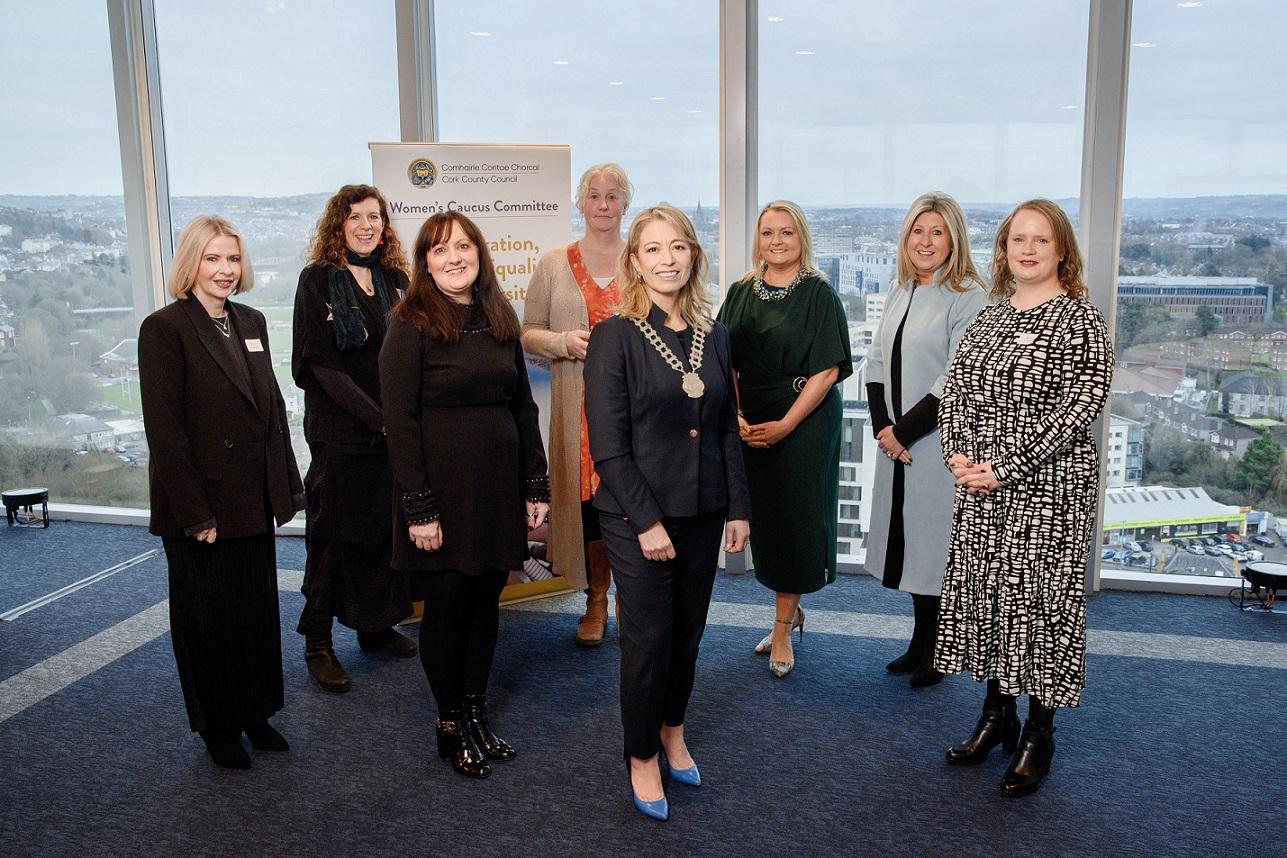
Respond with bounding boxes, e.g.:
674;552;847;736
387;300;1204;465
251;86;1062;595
1127;553;1151;566
1205;537;1221;546
1188;544;1206;555
1215;544;1234;557
1205;546;1224;557
1225;532;1243;545
1246;549;1265;562
1101;548;1117;561
1125;540;1142;553
1230;550;1249;562
1252;535;1275;547
1139;540;1154;553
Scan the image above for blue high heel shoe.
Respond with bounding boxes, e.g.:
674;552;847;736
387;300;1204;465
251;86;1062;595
627;760;669;821
665;760;702;787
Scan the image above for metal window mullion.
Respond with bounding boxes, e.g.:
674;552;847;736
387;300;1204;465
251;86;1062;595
719;0;756;574
107;0;173;327
396;0;437;142
1079;0;1133;593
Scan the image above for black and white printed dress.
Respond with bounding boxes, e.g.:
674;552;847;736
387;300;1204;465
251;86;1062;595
933;293;1113;708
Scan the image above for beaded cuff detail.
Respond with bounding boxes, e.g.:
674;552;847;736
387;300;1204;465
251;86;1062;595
525;476;551;503
401;490;441;525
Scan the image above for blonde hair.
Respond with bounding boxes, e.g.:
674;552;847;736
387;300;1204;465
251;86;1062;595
616;205;712;331
746;200;820;280
895;192;983;292
989;198;1086;301
168;215;253;299
575;162;634;212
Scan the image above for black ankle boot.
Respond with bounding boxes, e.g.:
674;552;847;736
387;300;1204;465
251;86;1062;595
244;720;289;752
1001;701;1056;797
909;598;944;688
464;694;516;761
946;690;1019;765
885;642;920;674
200;729;251;770
436;711;491;778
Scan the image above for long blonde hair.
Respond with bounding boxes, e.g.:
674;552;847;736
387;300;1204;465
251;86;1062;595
894;192;982;292
168;215;253;299
745;200;820;280
989;198;1086;301
616;205;712;331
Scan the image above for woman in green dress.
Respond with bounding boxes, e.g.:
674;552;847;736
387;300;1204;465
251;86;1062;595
717;200;852;677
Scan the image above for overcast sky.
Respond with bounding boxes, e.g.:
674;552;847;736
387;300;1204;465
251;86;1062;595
2;0;1284;206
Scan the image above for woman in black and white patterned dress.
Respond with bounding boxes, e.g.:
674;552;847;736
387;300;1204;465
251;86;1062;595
934;198;1113;798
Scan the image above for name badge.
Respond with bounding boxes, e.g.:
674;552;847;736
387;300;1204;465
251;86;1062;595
245;338;264;352
1013;332;1038;345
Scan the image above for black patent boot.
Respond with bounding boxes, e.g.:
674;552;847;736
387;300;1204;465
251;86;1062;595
464;694;516;761
436;710;491;778
1001;698;1056;797
946;682;1020;765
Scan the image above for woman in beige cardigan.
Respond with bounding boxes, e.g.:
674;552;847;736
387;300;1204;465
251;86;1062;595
521;163;632;646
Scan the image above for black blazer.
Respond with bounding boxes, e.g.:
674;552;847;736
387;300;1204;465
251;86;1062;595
584;304;751;534
139;297;304;540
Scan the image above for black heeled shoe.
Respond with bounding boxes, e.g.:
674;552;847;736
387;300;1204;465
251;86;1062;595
908;626;944;688
436;712;491;778
1001;722;1056;797
244;720;289;752
200;729;251;770
463;694;516;761
945;697;1020;765
885;645;920;674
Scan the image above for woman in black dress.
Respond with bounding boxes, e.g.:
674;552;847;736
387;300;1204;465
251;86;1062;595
584;204;750;821
293;184;416;693
380;211;550;779
139;215;304;769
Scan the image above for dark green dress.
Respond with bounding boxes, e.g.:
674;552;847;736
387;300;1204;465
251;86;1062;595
718;273;852;594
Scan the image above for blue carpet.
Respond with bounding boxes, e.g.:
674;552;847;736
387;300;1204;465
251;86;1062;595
1;523;1285;857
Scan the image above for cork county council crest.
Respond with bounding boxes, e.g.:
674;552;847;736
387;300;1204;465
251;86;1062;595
408;159;436;188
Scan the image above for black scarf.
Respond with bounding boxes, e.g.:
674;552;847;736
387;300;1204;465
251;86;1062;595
326;250;393;351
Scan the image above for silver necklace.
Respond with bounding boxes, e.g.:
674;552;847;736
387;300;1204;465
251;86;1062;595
631;318;707;398
752;266;807;302
210;313;231;338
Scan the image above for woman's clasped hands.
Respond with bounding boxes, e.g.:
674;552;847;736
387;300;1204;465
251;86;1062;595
947;453;999;496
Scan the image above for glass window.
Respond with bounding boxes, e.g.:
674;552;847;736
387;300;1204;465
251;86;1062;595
0;5;144;506
1109;0;1287;583
758;1;1090;565
434;1;721;281
153;0;401;479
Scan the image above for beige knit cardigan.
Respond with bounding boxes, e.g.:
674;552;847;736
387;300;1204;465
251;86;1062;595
520;246;595;589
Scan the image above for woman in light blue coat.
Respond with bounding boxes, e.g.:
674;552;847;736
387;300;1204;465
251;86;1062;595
864;192;988;687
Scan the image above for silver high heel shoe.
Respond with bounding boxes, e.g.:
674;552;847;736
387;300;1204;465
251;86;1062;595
767;607;804;676
754;605;804;654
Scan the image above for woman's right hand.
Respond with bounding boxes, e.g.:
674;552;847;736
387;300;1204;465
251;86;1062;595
946;453;973;478
638;521;676;562
410;520;442;552
564;329;591;360
193;527;217;544
877;426;912;464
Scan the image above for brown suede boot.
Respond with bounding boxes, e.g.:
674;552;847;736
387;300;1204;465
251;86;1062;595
575;541;612;647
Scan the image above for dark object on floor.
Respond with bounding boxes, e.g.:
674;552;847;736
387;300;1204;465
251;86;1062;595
357;627;419;657
244;720;289;752
200;729;251;770
3;487;49;528
305;644;352;693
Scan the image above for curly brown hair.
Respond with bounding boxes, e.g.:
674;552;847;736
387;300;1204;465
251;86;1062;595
306;184;408;273
989;199;1086;301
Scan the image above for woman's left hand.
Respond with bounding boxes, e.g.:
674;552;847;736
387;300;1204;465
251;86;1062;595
744;419;793;448
526;500;549;531
725;519;750;553
956;460;999;495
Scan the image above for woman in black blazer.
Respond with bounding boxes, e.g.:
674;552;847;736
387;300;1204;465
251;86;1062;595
139;215;304;770
584;204;750;821
292;184;416;694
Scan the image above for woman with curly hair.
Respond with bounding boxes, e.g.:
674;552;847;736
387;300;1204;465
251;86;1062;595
292;184;416;693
